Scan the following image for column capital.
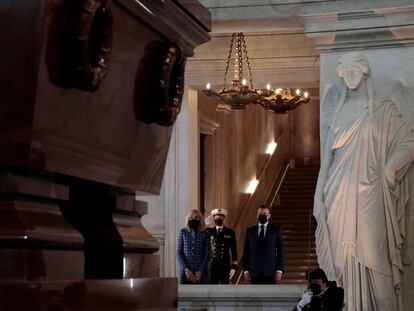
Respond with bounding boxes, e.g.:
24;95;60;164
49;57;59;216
303;6;414;52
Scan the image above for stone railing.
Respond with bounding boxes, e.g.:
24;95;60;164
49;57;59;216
178;284;305;311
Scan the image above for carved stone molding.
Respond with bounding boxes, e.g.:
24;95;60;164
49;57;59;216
199;109;220;134
117;0;210;56
304;6;414;51
134;42;187;127
73;0;113;91
0;173;84;280
198;92;220;134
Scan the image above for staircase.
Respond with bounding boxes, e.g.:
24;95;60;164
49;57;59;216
270;165;319;284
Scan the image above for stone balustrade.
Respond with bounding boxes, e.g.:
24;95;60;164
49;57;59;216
179;284;306;311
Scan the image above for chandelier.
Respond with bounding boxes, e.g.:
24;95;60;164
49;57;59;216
203;32;310;113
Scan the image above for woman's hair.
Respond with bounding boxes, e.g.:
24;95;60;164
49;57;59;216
184;209;206;231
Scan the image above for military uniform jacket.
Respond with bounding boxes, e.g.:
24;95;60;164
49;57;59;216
208;226;238;271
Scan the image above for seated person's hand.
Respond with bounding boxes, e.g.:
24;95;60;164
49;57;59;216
297;291;313;310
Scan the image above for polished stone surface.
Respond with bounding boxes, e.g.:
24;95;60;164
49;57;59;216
0;277;177;311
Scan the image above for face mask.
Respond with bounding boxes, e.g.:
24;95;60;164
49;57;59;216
309;283;322;295
214;219;223;226
189;219;200;230
258;214;268;224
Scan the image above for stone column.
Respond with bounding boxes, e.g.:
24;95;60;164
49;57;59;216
138;88;200;277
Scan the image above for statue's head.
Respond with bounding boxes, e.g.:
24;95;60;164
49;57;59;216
337;52;370;90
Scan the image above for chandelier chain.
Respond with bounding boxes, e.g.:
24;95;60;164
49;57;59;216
223;34;235;90
241;34;254;89
236;33;243;82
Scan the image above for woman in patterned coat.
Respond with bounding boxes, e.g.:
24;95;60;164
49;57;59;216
177;209;211;284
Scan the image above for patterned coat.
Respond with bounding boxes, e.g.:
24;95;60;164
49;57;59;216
177;228;211;284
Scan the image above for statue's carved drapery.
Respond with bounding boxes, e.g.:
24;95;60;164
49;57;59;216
314;52;414;310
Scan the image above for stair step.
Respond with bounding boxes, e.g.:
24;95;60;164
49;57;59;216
272;208;315;213
283;258;318;264
272;213;314;218
279;195;315;199
280;271;313;279
283;233;317;239
283;241;316;246
272;216;315;221
283;237;315;247
281;185;316;190
282;181;316;184
281;226;316;230
285;252;317;258
289;166;319;170
278;279;308;284
275;221;315;226
282;225;317;229
280;196;315;200
288;166;319;175
284;267;319;273
282;231;317;237
282;181;317;186
273;205;314;210
272;214;315;219
279;202;314;206
266;165;319;287
274;205;315;209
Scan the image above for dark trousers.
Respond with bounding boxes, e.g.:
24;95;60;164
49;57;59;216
251;274;275;284
209;269;230;284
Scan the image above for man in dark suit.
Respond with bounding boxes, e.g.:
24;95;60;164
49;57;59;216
243;204;285;284
208;208;238;284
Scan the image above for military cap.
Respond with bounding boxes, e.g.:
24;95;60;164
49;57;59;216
211;208;228;216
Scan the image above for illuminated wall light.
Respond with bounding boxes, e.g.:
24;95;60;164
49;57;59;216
246;178;259;194
123;257;126;278
265;141;277;155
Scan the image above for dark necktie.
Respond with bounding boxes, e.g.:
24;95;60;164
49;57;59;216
259;225;265;240
217;228;222;235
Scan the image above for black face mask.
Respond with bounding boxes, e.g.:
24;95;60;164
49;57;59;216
309;283;322;295
189;219;200;230
214;219;223;226
258;214;268;224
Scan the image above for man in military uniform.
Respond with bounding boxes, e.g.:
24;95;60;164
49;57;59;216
208;208;238;284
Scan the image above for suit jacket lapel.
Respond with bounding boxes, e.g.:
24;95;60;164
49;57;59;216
265;223;273;239
252;225;259;243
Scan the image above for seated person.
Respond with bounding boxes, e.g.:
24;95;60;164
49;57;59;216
293;268;344;311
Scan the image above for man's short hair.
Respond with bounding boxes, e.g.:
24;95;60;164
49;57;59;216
256;204;269;211
308;268;328;283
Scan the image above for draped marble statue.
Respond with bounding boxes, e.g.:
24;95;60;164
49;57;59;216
314;52;414;311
